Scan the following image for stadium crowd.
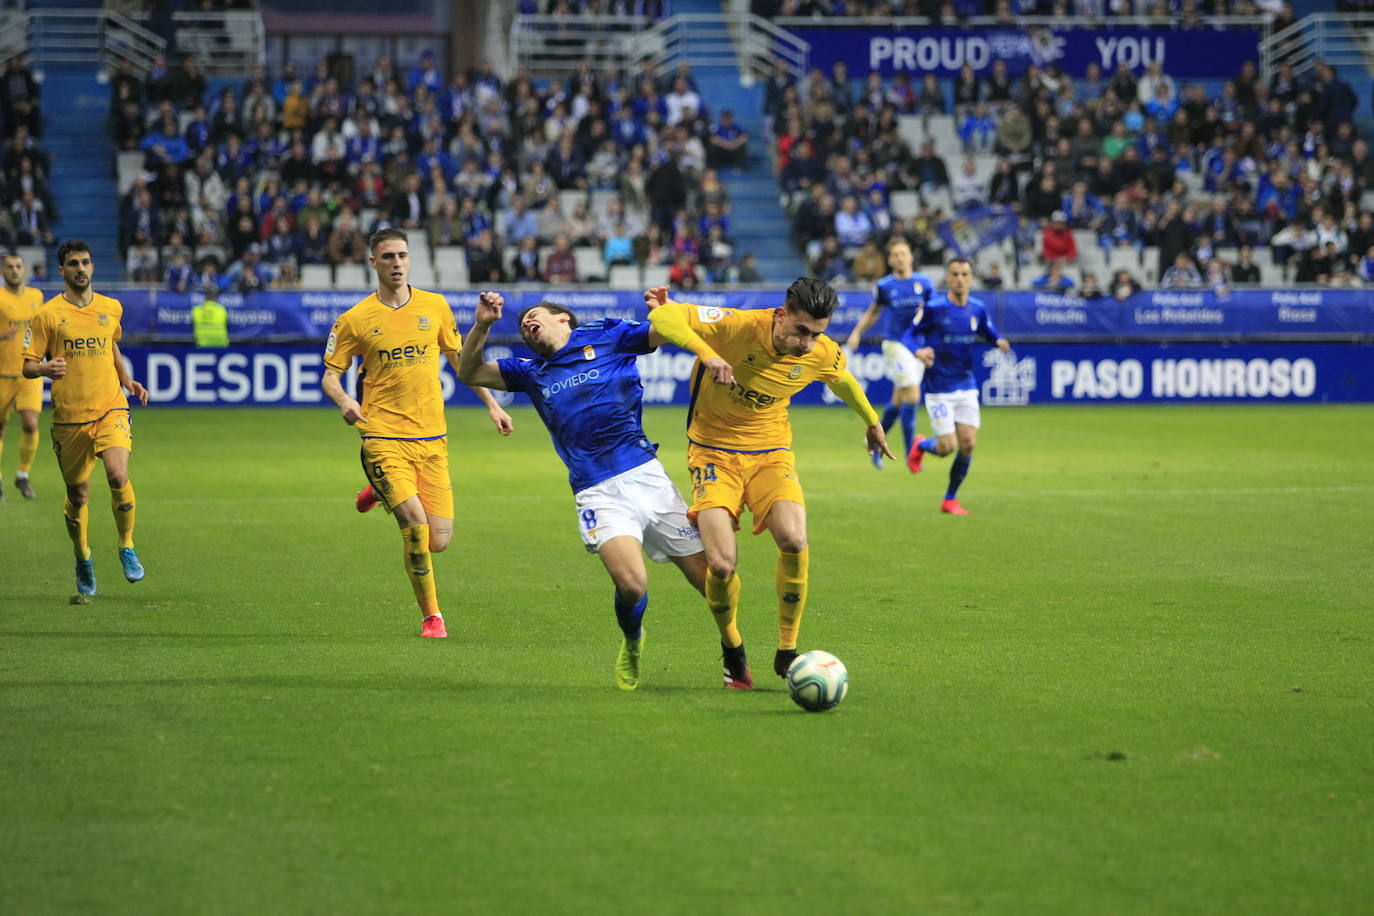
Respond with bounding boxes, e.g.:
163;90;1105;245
767;43;1374;291
0;56;54;256
107;37;750;291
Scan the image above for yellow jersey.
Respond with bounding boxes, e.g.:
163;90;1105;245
23;293;129;425
0;285;44;377
674;304;847;452
323;287;462;440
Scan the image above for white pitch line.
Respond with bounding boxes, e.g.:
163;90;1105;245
154;485;1374;505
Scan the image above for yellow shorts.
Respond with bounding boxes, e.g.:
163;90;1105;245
51;409;133;486
686;443;805;535
361;437;453;519
0;374;42;419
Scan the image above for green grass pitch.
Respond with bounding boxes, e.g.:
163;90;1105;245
1;404;1371;913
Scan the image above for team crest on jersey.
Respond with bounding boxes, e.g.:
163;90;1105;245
970;316;978;331
418;315;430;331
696;306;725;323
98;313;109;325
788;364;802;379
583;345;596;360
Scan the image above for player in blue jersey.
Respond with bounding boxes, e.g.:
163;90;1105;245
843;238;935;470
457;291;756;691
902;258;1010;515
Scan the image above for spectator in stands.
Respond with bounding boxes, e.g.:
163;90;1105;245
1150;200;1193;280
328;210;366;266
1104;270;1137;301
1230;245;1261;284
834;195;872;257
646;152;687;233
511;236;543;283
1079;272;1106;299
465;227;505;283
994;104;1032;168
1;57;40;138
1041;211;1078;263
669;251;700;289
1313;64;1358;132
950;158;985;211
127;241;160;283
264;215;299;266
388;173;427;231
707;110;748;171
165;251;193;292
544;233;579;283
295;216;330;266
959;103;996;155
906;141;950;194
1161;251;1203;289
1033;261;1075;291
851;239;886;284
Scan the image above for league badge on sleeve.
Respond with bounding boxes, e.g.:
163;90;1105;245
697;306;725;323
970;316;978;331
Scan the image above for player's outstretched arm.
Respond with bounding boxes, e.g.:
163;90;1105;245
843;301;883;351
456;291;511;391
644;288;735;385
111;342;149;405
827;371;896;460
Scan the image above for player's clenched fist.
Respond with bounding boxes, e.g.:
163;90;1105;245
476;290;504;326
643;286;669;310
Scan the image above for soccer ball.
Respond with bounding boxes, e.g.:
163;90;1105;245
785;650;849;712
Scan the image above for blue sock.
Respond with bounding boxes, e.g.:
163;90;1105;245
946;452;971;500
917;437;939;454
899;404;917;454
614;591;647;640
880;404;900;433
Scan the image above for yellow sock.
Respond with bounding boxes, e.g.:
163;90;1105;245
776;547;809;651
63;498;90;561
401;525;440;616
111;483;136;548
18;427;39;472
705;570;742;648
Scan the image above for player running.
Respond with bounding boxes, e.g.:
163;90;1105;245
22;240;150;596
646;279;894;678
0;251;45;500
321;228;512;638
457;292;751;690
842;238;935;470
903;257;1011;515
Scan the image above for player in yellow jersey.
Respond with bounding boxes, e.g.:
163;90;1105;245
322;228;513;638
646;278;895;680
23;240;150;597
0;251;46;500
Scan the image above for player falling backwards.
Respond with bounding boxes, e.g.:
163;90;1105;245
903;257;1011;515
0;251;45;500
647;279;895;678
23;240;149;596
843;237;935;470
322;228;512;638
458;292;749;689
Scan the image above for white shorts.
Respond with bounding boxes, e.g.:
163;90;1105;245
925;389;981;437
882;339;925;391
573;459;702;563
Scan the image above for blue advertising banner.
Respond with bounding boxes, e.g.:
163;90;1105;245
104;288;1374;344
118;341;1373;407
789;25;1261;79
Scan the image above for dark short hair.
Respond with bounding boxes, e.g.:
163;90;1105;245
520;301;580;331
368;227;408;253
784;277;838;320
946;256;973;271
57;240;91;266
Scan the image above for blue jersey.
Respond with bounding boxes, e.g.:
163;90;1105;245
498;319;659;492
901;294;1001;394
873;271;935;341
